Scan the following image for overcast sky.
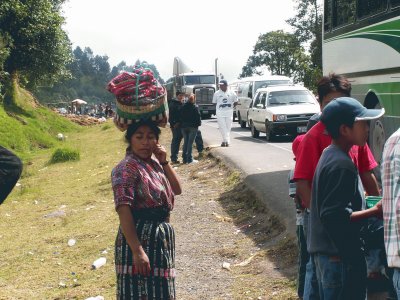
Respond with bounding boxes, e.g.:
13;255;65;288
62;0;295;82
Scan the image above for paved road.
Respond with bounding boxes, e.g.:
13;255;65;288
200;117;298;233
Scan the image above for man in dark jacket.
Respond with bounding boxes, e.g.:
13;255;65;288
180;94;201;164
169;91;185;163
0;146;23;204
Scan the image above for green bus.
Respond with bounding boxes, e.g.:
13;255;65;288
323;0;400;174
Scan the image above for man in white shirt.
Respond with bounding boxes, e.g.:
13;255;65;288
212;80;238;147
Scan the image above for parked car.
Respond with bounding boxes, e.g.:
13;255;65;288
230;75;292;128
247;85;320;141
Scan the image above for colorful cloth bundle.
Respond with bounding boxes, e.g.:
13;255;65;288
107;67;168;131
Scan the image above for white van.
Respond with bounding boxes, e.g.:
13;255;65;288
232;75;292;128
247;85;320;141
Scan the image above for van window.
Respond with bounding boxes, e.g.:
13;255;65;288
254;80;292;91
248;82;253;99
268;90;315;105
241;82;250;98
260;93;267;108
237;83;244;97
253;93;262;107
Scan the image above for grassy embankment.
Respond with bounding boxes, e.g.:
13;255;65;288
0;81;79;162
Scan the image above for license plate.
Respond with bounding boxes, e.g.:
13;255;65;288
202;110;209;114
297;126;307;133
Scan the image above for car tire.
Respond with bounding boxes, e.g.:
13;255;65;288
238;113;246;128
250;121;260;138
265;121;273;141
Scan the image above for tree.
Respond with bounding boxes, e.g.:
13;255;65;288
286;0;323;70
0;0;72;91
0;33;11;100
240;30;308;82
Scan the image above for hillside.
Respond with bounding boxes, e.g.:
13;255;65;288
0;82;79;161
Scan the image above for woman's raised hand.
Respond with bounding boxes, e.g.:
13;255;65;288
153;142;167;163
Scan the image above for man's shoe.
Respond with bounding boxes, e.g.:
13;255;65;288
171;160;180;164
188;159;199;164
221;142;226;147
225;143;229;147
197;152;204;158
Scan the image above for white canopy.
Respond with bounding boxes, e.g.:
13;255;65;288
71;99;87;105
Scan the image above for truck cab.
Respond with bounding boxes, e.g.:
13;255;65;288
166;73;217;118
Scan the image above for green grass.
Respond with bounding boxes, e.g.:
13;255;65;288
101;123;112;131
0;83;79;161
0;121;122;299
50;147;80;164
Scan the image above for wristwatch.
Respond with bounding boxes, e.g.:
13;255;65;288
160;160;169;166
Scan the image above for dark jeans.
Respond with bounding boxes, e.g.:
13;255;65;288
392;268;400;299
303;210;320;300
297;224;309;298
0;146;23;204
195;130;204;152
313;253;366;300
181;127;198;163
170;127;183;162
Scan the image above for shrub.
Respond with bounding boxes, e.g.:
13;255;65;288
101;123;112;131
50;147;80;164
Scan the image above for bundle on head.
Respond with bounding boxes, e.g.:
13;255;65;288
107;66;168;131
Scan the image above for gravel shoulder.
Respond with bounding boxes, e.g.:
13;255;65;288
173;151;298;300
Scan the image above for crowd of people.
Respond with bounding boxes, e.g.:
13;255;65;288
289;73;400;300
66;102;114;118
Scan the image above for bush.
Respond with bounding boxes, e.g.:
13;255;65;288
50;147;80;164
101;123;112;131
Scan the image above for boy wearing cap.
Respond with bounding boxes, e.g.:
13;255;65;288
308;97;384;299
212;80;238;147
295;74;380;299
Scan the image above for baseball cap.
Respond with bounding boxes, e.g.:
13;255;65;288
219;79;228;85
321;97;385;128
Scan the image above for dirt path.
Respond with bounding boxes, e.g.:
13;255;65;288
172;154;297;299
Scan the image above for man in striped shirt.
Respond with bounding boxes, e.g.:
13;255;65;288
382;128;400;298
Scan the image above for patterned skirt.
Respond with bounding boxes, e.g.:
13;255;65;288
115;220;176;300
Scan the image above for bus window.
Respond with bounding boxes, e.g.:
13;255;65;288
333;0;356;28
391;0;400;8
357;0;388;18
324;0;332;32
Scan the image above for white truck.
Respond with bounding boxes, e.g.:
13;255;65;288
165;57;217;118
